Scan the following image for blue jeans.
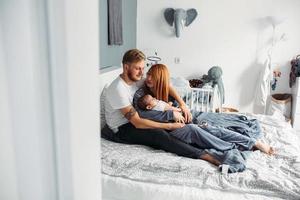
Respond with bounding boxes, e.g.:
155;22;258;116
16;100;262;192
114;123;205;159
169;124;252;173
169;124;234;151
170;124;256;151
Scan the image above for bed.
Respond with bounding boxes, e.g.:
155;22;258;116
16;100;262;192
101;114;300;200
100;77;300;200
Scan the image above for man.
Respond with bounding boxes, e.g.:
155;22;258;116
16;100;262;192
104;49;220;164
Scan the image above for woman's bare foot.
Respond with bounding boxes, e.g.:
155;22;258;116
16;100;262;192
200;153;221;166
254;141;275;155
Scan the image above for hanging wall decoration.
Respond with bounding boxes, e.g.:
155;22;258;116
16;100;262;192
108;0;123;45
164;8;198;38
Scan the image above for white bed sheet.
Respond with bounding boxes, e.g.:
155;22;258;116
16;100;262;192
101;114;300;200
102;174;285;200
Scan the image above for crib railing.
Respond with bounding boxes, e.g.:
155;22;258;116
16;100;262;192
176;85;222;113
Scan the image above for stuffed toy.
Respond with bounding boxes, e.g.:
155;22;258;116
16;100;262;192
203;66;225;104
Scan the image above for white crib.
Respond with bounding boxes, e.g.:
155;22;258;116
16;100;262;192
176;85;222;113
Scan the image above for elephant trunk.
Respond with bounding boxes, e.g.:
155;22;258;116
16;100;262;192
174;16;182;37
174;9;186;38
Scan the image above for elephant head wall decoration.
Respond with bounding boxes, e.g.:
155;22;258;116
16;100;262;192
164;8;198;38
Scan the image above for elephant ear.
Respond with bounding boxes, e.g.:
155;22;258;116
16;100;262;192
164;8;175;26
185;8;198;26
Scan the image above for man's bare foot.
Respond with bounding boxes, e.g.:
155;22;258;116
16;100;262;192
200;153;221;166
254;141;275;155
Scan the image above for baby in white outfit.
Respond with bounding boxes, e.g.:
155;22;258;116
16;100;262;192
137;94;181;112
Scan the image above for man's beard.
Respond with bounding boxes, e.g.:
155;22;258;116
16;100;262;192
127;71;142;82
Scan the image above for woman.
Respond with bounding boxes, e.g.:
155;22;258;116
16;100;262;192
133;64;275;156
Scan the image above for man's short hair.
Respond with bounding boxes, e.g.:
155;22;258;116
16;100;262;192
122;49;146;64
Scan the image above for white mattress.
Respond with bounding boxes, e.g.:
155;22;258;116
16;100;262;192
101;114;300;200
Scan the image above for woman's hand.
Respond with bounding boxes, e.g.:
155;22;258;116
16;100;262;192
171;107;182;112
173;111;185;123
168;86;192;123
180;105;192;123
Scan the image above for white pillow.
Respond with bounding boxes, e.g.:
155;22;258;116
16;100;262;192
170;76;190;88
170;77;191;98
100;85;108;129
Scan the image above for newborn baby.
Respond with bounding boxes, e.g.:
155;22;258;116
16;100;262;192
137;94;181;112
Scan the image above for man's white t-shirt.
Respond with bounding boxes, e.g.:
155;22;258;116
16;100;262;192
105;76;144;133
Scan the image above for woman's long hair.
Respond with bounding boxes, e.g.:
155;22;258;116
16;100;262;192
147;64;170;102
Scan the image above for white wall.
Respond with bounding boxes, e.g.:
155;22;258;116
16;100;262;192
137;0;300;112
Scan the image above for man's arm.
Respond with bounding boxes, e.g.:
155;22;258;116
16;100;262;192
120;105;185;130
138;109;173;122
139;109;185;123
